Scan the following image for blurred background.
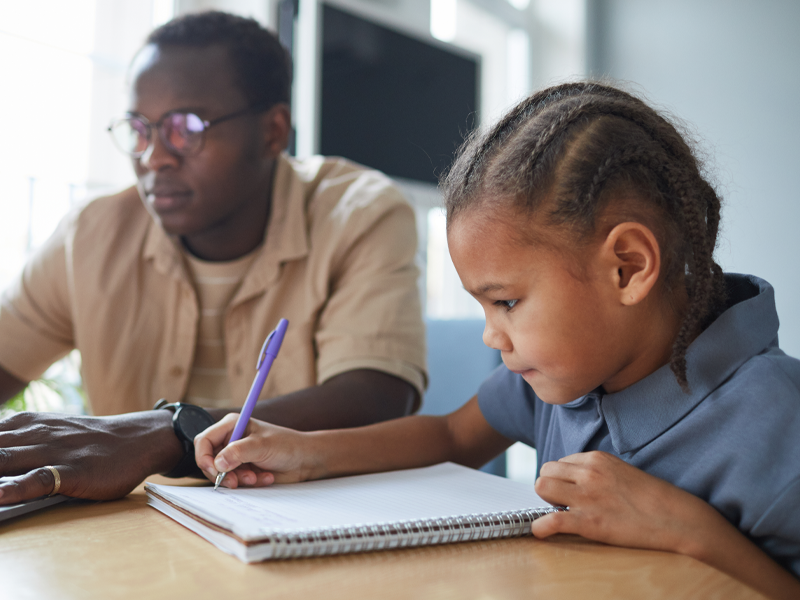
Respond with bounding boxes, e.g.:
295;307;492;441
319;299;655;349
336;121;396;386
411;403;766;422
1;0;798;480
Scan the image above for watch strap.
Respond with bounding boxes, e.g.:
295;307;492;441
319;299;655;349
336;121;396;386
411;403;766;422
164;444;205;479
154;399;212;479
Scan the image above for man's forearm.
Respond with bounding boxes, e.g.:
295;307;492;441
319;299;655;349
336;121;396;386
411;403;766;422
207;369;418;431
0;368;417;504
0;365;28;405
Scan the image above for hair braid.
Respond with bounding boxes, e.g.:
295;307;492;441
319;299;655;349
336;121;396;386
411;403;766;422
572;143;651;228
666;168;711;387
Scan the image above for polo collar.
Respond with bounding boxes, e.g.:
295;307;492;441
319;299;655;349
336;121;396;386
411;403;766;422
142;212;185;281
234;153;310;303
597;274;779;454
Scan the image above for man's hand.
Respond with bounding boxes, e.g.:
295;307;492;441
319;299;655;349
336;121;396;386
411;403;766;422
0;369;418;504
194;413;319;488
532;451;800;600
0;410;184;504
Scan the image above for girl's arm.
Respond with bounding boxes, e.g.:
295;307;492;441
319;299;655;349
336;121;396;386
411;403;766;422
194;395;513;487
532;451;800;600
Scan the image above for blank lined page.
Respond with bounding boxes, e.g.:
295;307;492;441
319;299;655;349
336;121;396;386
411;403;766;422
147;463;549;541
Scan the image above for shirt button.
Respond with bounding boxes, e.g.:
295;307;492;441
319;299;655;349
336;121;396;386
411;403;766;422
170;366;183;377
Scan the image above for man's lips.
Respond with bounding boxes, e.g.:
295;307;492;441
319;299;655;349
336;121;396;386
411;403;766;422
145;188;193;212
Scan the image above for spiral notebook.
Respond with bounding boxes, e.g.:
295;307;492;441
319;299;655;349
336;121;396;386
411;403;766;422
145;462;561;563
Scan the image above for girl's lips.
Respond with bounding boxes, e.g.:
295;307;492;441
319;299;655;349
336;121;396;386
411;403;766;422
509;367;537;378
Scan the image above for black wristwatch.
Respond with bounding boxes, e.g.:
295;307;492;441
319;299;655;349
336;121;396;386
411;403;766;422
154;399;216;478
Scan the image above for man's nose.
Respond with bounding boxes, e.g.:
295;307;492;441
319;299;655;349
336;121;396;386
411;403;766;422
139;132;180;171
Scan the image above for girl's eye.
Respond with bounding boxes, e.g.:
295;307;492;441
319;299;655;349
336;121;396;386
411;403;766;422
494;299;518;311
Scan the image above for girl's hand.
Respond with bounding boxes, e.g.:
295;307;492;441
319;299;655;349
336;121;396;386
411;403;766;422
531;451;722;554
532;451;800;600
194;414;321;488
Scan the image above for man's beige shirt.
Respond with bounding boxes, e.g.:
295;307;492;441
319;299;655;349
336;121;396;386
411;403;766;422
0;155;427;415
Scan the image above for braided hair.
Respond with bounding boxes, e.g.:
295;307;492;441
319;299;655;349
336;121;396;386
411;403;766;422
442;82;727;390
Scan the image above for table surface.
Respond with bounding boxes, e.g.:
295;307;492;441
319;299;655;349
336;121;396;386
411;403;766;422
1;476;766;600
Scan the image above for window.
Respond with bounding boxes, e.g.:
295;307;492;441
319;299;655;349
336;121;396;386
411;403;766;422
0;0;172;413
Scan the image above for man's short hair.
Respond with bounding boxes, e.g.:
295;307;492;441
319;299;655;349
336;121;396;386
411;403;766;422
147;11;292;109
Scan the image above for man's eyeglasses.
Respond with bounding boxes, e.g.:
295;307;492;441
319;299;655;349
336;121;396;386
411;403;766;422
107;105;265;158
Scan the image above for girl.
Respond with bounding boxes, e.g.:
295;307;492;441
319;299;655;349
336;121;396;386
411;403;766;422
195;83;800;599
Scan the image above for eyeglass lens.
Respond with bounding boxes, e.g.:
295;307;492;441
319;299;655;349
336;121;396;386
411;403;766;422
109;112;206;157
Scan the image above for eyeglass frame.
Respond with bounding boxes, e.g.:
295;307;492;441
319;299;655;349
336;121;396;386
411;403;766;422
107;103;270;158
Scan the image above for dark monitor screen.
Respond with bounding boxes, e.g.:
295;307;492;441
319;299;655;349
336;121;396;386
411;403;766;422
320;4;480;184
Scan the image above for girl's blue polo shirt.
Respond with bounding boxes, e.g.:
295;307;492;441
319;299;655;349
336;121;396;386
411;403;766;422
478;274;800;577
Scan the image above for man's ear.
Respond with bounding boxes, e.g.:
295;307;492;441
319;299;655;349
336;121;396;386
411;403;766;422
601;222;661;306
259;103;291;158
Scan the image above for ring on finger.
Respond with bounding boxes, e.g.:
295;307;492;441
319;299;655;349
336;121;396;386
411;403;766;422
44;465;61;496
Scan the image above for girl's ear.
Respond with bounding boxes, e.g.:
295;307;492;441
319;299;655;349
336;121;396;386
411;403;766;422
600;222;661;306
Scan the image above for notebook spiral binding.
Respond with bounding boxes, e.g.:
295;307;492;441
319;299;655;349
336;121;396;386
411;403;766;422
264;507;562;559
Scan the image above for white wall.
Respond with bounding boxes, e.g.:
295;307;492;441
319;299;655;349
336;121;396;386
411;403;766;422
588;0;800;357
176;0;276;27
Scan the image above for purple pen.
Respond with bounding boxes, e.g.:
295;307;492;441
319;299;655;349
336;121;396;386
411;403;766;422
214;318;289;490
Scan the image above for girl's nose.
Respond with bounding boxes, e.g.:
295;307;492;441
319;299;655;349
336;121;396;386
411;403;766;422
483;320;512;352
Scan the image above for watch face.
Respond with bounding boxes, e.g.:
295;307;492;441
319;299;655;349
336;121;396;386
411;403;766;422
176;405;215;440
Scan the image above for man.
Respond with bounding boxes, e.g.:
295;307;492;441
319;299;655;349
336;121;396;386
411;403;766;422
0;12;425;503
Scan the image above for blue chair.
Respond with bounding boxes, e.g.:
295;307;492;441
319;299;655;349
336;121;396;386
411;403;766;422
421;319;506;476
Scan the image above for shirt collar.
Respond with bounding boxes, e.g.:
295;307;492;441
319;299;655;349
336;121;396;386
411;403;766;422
142;153;311;297
143;213;185;280
235;153;310;303
599;274;779;454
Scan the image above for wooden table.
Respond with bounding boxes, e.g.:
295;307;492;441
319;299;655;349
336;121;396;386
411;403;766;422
1;477;765;600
